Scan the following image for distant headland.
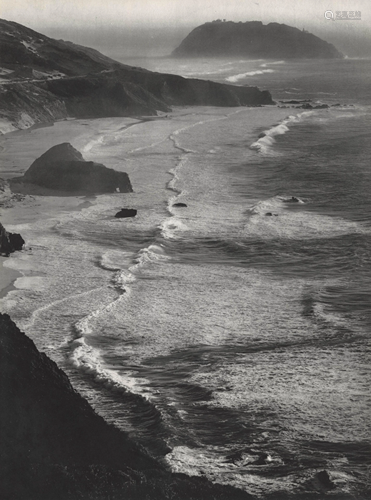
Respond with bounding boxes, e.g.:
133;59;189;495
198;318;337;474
172;21;344;59
0;18;273;134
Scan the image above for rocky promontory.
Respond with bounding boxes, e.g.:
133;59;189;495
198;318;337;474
10;143;133;195
0;19;273;134
0;313;253;500
172;21;344;59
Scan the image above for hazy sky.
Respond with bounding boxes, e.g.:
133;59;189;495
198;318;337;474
0;0;370;57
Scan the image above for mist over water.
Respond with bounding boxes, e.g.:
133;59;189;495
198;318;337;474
39;21;371;61
1;58;370;498
41;25;191;58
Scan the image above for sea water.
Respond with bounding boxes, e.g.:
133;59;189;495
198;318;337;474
1;57;371;498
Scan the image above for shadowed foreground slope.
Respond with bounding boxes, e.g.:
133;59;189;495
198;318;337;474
0;313;253;500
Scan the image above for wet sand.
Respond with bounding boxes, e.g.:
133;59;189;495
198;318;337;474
0;256;21;299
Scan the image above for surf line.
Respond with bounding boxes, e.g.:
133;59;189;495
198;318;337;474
163;110;247;239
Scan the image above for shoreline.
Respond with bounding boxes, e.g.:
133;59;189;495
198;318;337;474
0;103;302;313
0;104;304;492
0;256;22;299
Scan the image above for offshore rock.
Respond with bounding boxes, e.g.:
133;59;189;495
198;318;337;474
308;470;336;492
0;222;24;255
283;196;302;203
0;313;254;500
115;208;137;218
8;232;25;251
10;143;133;195
172;21;344;59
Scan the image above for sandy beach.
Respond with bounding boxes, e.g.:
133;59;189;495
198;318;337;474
0;256;21;299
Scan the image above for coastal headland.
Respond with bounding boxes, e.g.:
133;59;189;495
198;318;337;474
0;18;273;135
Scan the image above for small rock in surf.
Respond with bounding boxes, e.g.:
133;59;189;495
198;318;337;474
115;208;137;218
283;196;302;203
309;470;336;492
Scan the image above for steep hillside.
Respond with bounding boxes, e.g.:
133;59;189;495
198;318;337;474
0;19;273;133
0;313;253;500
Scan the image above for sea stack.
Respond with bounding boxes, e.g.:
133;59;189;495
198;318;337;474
10;143;133;195
0;223;24;255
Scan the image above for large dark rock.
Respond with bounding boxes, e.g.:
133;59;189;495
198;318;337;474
10;143;133;195
0;223;24;255
172;21;344;59
0;313;254;500
8;232;25;251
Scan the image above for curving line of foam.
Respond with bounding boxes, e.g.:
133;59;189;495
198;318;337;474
260;60;285;67
25;286;107;330
69;244;171;398
129;244;170;273
69;335;152;399
250;111;314;154
164;111;246;238
226;69;274;83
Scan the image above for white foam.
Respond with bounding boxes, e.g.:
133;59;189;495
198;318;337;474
249;195;304;216
226;69;274;83
246;197;365;240
260;60;285;67
250;112;314;154
69;336;151;398
100;250;133;271
113;270;136;291
130;244;170;271
166;445;289;496
160;217;188;240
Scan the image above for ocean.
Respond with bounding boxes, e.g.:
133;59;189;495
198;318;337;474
1;57;370;498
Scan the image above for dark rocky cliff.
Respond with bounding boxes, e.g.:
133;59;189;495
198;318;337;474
0;313;253;500
172;21;344;59
0;222;24;255
0;18;273;132
10;143;133;195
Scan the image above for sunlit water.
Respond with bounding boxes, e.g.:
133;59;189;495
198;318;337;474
1;58;371;498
